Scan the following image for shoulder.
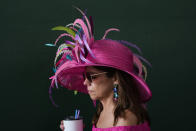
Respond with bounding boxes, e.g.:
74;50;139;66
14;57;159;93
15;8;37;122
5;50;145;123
116;109;138;126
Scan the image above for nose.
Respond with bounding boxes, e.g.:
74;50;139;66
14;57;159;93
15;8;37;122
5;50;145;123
83;76;91;87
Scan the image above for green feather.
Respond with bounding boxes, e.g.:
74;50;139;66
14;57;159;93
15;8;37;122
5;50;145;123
142;65;148;81
52;26;76;37
74;90;78;95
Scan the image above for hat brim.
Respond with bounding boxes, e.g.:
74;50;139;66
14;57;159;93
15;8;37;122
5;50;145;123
55;60;152;103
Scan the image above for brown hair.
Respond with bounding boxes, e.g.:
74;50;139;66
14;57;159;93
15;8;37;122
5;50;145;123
91;66;151;127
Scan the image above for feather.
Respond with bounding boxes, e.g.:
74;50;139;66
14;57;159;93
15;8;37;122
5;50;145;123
69;26;78;32
49;76;55;80
66;23;81;29
54;33;75;46
52;26;76;37
83;34;95;58
75;45;80;63
54;49;72;67
134;54;152;68
133;55;143;78
75;33;83;45
66;54;72;61
89;16;94;35
102;28;120;39
45;43;55;47
56;43;72;55
49;85;59;107
74;7;92;37
77;28;84;36
82;9;87;21
74;90;78;95
55;77;59;89
73;18;90;41
52;68;56;73
79;52;92;64
118;40;142;55
65;40;76;46
57;43;75;52
142;64;148;81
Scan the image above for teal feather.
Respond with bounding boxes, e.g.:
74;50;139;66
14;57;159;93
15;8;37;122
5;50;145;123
66;55;72;61
45;43;55;47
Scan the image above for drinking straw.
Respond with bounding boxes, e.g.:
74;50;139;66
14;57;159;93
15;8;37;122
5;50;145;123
77;110;80;119
75;109;78;119
74;109;80;119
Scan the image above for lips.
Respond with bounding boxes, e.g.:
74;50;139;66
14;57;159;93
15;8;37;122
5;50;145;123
88;90;94;94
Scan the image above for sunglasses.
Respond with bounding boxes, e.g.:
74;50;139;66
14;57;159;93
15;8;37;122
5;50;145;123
83;72;108;82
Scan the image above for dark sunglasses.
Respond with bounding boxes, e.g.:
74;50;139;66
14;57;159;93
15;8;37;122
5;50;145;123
83;72;108;82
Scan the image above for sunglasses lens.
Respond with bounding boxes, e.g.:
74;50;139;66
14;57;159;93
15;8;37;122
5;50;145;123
82;73;86;80
83;72;106;82
83;73;92;82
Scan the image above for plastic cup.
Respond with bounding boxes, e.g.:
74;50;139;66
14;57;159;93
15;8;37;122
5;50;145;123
63;116;83;131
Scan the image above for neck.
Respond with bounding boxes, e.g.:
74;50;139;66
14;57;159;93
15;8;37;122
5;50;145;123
99;92;116;113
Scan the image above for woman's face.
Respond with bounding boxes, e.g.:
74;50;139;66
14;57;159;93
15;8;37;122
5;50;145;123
83;66;115;101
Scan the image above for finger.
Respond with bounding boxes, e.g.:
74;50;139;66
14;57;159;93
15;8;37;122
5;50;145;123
60;125;64;130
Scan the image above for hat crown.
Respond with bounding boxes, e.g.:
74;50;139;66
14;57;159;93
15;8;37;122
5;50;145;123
87;39;134;72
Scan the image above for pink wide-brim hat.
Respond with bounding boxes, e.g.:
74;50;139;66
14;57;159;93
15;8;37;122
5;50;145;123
51;39;152;103
47;7;152;107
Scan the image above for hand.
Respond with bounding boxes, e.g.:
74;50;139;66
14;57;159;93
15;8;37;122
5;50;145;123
60;120;64;131
59;120;85;130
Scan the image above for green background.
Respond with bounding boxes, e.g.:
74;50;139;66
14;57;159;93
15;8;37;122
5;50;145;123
1;0;195;130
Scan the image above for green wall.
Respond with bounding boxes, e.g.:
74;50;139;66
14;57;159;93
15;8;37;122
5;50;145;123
1;0;195;130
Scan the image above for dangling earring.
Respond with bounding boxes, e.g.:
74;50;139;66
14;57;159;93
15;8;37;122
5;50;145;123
113;84;119;101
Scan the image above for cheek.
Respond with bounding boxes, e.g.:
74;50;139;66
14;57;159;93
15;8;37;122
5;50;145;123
91;83;103;96
87;85;104;100
93;80;113;96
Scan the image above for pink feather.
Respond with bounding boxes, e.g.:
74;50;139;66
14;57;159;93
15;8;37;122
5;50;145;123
73;18;90;41
133;55;143;78
102;28;120;39
74;45;80;63
54;33;74;46
75;7;92;38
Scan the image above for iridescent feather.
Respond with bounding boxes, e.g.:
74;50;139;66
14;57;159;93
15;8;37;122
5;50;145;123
54;43;73;68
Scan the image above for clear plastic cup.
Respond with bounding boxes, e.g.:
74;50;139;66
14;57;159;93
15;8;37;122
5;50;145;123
63;116;83;131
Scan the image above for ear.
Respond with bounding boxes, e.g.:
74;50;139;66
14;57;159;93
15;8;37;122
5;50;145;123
112;72;119;84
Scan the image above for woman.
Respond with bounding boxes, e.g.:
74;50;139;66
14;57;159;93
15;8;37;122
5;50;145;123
60;66;151;130
47;7;152;131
